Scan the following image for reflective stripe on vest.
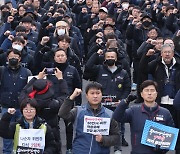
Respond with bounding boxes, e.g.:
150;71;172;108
13;123;47;153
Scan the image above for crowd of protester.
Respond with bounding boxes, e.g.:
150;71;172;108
0;0;180;153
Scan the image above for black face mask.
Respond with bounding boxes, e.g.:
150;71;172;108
54;61;68;71
9;58;19;68
105;59;116;66
55;16;63;22
2;11;10;18
142;20;152;27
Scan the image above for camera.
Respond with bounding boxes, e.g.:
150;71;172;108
45;68;56;75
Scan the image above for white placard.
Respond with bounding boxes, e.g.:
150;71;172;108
18;129;45;150
83;115;111;135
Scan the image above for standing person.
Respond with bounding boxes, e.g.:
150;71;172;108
0;98;56;154
58;82;120;154
173;90;180;154
19;68;69;154
34;48;82;154
139;43;180;133
0;48;32;154
113;80;175;154
85;48;131;151
20;16;38;44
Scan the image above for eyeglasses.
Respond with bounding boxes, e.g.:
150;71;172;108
23;108;36;113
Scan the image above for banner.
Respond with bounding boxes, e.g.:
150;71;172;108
141;120;179;150
102;95;117;106
18;129;45;151
16;146;43;154
83;115;111;135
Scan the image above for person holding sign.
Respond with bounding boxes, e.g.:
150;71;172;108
59;82;120;154
0;98;56;154
113;80;175;154
173;90;180;154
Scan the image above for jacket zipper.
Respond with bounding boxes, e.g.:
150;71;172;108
89;135;94;154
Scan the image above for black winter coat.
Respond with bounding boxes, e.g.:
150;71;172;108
19;77;69;128
86;52;131;100
139;55;180;103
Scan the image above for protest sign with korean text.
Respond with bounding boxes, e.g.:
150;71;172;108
102;95;117;106
141;120;179;150
83;115;111;135
17;128;45;153
16;146;43;154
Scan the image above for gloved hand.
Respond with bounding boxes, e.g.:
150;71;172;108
42;21;50;29
154;144;161;152
126;93;137;104
154;145;168;154
41;46;51;54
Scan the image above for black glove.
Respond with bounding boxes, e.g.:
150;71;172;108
154;145;168;154
126;93;137;104
42;21;50;29
40;46;51;54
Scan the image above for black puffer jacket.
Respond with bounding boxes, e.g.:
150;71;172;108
19;77;69;127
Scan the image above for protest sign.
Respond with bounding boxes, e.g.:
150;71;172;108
102;95;117;106
18;129;45;152
16;146;43;154
141;120;179;150
83;115;111;135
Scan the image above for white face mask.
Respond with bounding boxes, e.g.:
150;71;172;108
57;29;65;36
122;3;129;9
12;44;23;51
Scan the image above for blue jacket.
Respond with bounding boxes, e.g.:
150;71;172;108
59;99;120;154
0;66;31;108
73;104;112;154
173;90;180;110
113;100;174;154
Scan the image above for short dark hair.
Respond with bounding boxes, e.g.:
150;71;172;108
54;48;67;56
133;6;140;11
20;98;38;113
166;5;174;12
17;4;26;11
140;80;158;92
57;34;71;43
85;82;103;94
16;33;28;41
21;16;33;23
12;36;25;44
7;48;22;57
156;37;163;41
105;48;118;57
0;4;10;11
15;25;26;33
106;15;116;22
